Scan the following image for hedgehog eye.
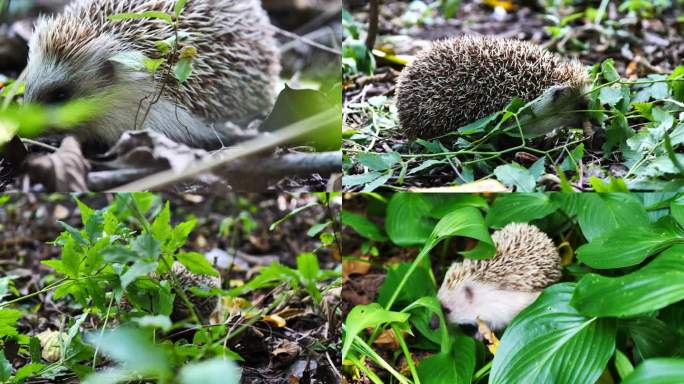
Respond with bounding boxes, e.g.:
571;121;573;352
464;286;473;302
44;87;72;104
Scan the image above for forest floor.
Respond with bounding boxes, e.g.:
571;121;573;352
0;193;341;383
343;0;684;192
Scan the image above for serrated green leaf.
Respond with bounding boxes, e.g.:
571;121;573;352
176;252;218;277
120;261;158;289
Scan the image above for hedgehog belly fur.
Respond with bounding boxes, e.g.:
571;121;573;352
437;278;540;330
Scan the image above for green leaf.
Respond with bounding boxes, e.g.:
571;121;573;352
174;0;188;17
429;207;495;259
132;232;161;260
109;50;147;71
341;211;387;241
385;193;435;246
151;202;172;244
341;303;410;360
599;86;623;106
574;193;650;241
486;193;558;228
571;245;684;317
179;358;241;384
296;253;320;281
58;221;88;245
85;327;170;376
0;350;10;381
143;57;165;74
614;349;634;379
0;309;22;338
493;163;535;192
575;224;680;269
377;262;435;311
491;283;616;384
101;245;139;264
176;252;219;277
623;317;678;359
601;59;620;82
622;358;684;384
108;11;174;24
269;202;317;231
121;261;158;289
174;57;193;83
169;218;196;252
356;152;401;171
417;335;475;384
133;315;172;332
668;66;684;102
61;238;81;279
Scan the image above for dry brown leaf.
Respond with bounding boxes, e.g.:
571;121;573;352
374;328;400;350
408;179;509;193
477;317;500;355
26;136;90;191
262;314;287;328
343;254;371;279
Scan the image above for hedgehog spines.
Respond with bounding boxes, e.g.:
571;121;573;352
443;222;561;292
396;35;589;139
25;0;280;147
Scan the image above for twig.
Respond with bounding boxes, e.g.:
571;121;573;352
365;0;379;50
269;25;341;56
108;109;339;191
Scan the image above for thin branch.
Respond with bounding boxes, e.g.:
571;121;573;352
108;109;339;191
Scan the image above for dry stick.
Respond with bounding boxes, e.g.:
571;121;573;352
269;24;341;56
108;109;339;191
88;151;341;191
365;0;379;50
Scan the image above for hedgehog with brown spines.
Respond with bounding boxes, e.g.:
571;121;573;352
24;0;280;148
118;261;219;322
437;222;561;331
396;35;589;140
167;261;220;321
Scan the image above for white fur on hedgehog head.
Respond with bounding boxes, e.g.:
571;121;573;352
437;222;561;330
24;15;160;143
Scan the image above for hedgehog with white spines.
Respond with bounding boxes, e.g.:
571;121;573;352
437;222;561;331
396;35;589;139
25;0;280;148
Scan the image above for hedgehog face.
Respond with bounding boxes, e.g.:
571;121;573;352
25;27;120;107
437;272;541;330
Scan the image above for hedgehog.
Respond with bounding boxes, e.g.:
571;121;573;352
167;261;220;321
24;0;281;148
119;261;220;322
396;35;589;140
437;222;561;331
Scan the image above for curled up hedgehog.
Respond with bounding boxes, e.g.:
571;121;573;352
437;223;561;331
24;0;280;148
396;35;589;140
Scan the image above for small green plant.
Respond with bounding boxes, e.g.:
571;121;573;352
342;9;376;76
108;0;196;129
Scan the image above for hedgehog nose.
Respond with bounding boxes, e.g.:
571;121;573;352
460;323;478;337
441;305;451;315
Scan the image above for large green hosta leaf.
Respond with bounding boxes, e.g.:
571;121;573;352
623;358;684;384
571;245;684;317
490;283;615;384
